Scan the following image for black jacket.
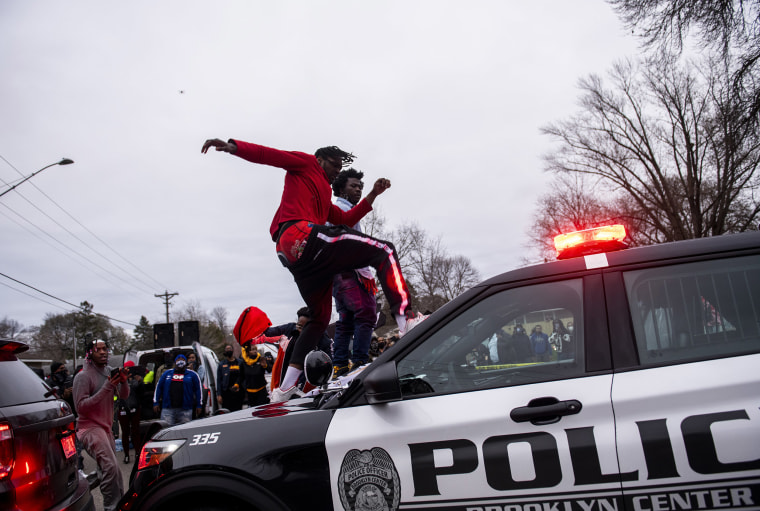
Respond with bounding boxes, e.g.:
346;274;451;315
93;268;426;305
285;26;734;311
217;357;243;393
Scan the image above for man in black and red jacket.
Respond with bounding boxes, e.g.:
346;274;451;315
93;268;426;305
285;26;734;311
202;138;425;401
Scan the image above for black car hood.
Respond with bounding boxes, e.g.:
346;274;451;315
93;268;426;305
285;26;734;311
152;396;329;445
133;396;336;510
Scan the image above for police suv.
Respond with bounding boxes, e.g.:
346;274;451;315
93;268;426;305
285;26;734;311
118;227;760;511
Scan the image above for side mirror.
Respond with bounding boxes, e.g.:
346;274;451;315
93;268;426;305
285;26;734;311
304;350;334;387
363;362;402;404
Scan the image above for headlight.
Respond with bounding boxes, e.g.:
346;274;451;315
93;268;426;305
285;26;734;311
137;439;185;470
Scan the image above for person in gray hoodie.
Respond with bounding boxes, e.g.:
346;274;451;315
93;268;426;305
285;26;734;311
73;339;129;511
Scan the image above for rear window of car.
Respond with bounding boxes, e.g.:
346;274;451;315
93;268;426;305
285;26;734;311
0;359;56;407
624;254;760;365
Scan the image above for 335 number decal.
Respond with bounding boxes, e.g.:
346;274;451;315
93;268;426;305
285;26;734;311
189;432;220;446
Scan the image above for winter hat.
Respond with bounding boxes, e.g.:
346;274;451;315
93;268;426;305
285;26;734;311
233;306;272;346
50;361;64;373
123;361;135;368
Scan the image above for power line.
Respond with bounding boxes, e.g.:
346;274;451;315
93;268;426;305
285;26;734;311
24;180;168;291
0;271;138;327
0;207;154;310
0;155;165;326
0;280;70;313
1;270;85;310
0;202;156;301
0;154;168;292
1;194;157;295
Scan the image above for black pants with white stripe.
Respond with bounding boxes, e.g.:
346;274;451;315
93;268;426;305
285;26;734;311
287;223;412;366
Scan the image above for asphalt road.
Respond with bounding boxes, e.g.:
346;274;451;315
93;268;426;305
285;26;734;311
81;444;135;511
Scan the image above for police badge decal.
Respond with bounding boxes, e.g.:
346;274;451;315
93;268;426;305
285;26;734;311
338;448;400;511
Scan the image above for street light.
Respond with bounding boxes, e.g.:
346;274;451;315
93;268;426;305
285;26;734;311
0;158;74;199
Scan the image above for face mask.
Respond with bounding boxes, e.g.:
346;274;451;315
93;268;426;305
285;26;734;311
224;350;233;358
568;326;574;333
175;359;187;370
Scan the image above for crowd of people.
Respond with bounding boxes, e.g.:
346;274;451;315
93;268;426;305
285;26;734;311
41;310;571;508
37;137;433;509
467;319;576;366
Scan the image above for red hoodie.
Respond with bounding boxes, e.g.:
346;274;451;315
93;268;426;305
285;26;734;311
231;140;372;240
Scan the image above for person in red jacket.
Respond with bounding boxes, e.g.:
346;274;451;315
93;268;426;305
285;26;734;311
202;138;425;401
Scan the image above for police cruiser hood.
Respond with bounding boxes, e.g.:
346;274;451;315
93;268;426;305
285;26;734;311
154;398;320;436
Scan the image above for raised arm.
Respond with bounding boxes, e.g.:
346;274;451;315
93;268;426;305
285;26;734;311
202;138;314;173
363;178;391;206
201;138;237;154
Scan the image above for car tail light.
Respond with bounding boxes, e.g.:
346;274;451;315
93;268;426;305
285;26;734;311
137;439;185;470
0;341;28;354
554;224;628;259
0;422;14;480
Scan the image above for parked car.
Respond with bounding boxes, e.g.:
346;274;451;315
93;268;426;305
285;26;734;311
0;339;94;511
119;227;760;511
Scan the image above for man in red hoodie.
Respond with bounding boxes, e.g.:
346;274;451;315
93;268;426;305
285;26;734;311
202;139;425;401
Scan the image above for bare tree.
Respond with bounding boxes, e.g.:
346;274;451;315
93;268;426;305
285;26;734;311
0;317;23;339
528;176;617;260
362;206;389;239
30;313;78;362
174;300;209;323
386;220;480;312
541;55;760;245
174;301;228;352
608;0;760;122
435;255;481;303
206;306;230;353
388;222;444;297
30;302;130;360
210;307;228;333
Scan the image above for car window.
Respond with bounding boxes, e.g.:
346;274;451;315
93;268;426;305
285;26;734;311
0;360;56;407
624;254;760;365
395;279;584;398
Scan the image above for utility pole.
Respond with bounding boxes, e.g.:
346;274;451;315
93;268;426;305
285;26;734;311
155;291;178;323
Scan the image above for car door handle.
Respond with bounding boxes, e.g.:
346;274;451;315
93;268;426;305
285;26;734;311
510;397;582;425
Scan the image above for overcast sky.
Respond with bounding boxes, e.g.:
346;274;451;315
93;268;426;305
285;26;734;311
0;1;639;333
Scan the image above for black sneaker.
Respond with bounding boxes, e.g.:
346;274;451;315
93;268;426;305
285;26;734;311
349;360;368;371
332;364;349;378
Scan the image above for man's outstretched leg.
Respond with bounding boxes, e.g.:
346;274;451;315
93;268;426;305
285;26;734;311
305;224;424;336
272;277;333;402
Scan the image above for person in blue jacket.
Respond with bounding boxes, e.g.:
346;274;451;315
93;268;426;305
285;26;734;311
152;354;202;426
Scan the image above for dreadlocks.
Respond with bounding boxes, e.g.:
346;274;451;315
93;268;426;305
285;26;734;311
84;338;109;361
331;167;365;197
314;146;355;167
